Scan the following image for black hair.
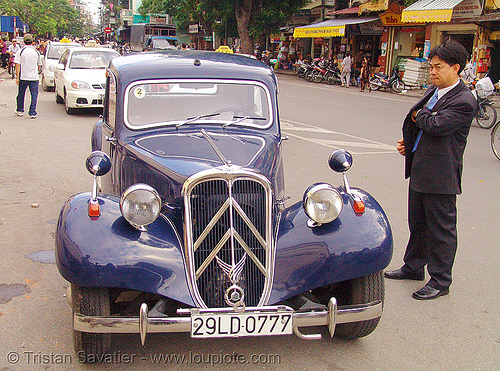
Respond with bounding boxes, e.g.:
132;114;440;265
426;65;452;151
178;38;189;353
428;40;469;74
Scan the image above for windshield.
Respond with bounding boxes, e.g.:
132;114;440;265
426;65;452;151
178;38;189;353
125;81;272;129
47;44;80;60
69;51;118;69
152;39;175;50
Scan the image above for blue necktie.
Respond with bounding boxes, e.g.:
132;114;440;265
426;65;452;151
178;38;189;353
412;89;439;152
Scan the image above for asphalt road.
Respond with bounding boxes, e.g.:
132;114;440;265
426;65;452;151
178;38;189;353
0;72;498;370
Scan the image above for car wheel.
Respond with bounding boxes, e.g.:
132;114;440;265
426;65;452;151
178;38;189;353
72;284;111;360
334;271;384;339
65;91;75;115
55;86;64;104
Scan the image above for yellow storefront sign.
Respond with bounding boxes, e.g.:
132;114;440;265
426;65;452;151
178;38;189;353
293;26;345;38
402;9;454;22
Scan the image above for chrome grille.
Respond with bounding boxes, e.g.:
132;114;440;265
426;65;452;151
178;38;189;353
183;168;273;308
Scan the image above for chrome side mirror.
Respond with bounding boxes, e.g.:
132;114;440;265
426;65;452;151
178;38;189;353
328;149;364;214
86;151;111;176
85;151;111;217
328;149;352;173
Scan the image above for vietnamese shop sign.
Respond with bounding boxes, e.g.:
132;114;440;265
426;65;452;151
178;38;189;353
293;25;345;38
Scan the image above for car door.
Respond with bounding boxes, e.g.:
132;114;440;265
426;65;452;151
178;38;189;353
55;49;70;96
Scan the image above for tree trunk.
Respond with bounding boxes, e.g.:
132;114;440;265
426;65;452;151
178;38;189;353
235;0;253;54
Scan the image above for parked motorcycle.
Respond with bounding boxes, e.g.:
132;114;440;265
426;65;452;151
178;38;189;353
296;60;311;78
305;59;322;82
325;62;342;85
370;66;405;93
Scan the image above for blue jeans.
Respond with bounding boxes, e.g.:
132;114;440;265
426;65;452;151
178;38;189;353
17;79;39;116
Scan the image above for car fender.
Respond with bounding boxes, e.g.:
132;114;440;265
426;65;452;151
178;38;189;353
269;188;393;304
91;119;104;151
55;192;195;307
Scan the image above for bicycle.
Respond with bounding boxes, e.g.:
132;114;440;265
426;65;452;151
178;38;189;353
471;76;497;129
475;94;497;129
491;120;500;160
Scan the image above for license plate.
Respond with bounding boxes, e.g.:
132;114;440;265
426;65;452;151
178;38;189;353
191;311;293;338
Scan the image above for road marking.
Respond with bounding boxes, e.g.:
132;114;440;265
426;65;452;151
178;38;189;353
278;78;418;103
282;119;397;155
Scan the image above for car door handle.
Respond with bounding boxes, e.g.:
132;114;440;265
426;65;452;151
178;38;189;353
105;135;117;145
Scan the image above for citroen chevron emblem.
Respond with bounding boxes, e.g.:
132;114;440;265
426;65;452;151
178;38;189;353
216;254;247;284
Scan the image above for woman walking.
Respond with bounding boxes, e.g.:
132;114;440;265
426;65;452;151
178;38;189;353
360;56;371;92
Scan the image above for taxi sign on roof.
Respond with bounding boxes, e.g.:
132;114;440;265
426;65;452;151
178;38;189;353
215;45;233;53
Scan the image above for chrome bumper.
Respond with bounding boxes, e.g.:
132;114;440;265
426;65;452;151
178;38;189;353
73;298;382;344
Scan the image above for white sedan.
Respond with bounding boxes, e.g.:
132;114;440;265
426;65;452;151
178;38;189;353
54;47;119;114
41;41;81;91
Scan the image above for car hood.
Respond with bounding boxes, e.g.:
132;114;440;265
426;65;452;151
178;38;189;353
120;130;280;199
65;68;107;85
133;131;274;173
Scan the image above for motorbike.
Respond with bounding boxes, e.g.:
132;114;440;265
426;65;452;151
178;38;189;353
370;66;405;93
8;54;15;79
296;60;311;78
325;62;342;85
305;59;322;82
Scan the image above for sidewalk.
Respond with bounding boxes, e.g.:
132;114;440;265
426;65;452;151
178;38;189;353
274;68;500;107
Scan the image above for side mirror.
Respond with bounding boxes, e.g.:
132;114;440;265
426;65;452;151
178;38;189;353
85;151;111;218
328;149;352;173
85;151;111;176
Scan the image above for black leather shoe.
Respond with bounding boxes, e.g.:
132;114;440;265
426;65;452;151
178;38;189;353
384;268;424;281
412;285;449;300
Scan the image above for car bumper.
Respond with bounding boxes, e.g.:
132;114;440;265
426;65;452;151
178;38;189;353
72;296;382;344
66;89;105;108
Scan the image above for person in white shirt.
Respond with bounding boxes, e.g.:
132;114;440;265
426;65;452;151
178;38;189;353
341;52;352;87
8;39;21;56
14;34;42;118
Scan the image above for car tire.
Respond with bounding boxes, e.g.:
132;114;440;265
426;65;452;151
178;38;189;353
72;284;111;361
334;270;384;339
55;85;64;104
65;91;75;115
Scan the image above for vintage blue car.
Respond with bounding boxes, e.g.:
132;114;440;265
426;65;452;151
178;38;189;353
55;50;393;359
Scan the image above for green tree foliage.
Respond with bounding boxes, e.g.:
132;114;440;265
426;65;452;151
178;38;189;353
139;0;308;53
0;0;90;38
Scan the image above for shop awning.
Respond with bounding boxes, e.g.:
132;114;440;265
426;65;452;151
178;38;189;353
402;0;466;23
293;17;378;38
359;0;389;14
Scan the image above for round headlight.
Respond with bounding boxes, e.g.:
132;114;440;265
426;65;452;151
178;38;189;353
120;184;161;229
303;183;343;225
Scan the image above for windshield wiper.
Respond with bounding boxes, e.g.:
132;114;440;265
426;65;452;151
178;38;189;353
176;112;221;129
223;115;267;128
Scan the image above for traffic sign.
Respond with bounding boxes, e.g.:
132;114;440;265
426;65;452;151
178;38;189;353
104;27;112;34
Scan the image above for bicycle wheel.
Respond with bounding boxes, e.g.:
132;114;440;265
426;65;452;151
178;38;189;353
492;122;500;160
476;102;497;129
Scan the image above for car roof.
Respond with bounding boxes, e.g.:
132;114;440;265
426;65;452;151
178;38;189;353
109;50;276;88
69;47;119;53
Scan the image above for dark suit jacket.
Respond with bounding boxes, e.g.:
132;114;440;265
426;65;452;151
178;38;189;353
402;80;477;194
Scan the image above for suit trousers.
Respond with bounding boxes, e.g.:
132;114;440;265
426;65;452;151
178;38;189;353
402;188;457;290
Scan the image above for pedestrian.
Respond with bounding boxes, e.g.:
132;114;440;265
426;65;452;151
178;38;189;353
0;36;8;68
340;52;352;87
359;56;371;92
14;33;42;119
385;40;477;300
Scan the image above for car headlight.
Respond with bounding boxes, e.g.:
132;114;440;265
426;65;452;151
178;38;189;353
71;80;91;89
303;183;343;225
120;184;161;230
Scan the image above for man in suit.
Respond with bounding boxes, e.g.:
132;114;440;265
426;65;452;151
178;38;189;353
385;40;477;300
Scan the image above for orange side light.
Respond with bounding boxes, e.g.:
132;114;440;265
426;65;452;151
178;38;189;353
353;199;365;214
88;200;100;217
